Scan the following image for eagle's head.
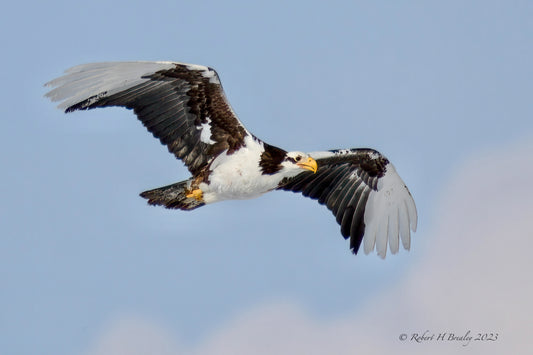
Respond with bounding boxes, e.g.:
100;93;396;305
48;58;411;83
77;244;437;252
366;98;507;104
282;151;318;174
259;144;318;176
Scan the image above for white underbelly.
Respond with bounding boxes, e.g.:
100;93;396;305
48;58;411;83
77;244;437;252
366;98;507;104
200;164;280;203
199;137;283;204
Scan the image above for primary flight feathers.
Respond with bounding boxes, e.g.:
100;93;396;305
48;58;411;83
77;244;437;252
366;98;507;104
45;61;417;258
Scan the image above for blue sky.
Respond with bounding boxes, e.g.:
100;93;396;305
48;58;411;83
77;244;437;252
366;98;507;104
1;1;532;354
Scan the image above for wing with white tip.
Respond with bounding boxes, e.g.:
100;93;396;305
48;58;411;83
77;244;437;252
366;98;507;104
45;61;250;174
279;148;417;258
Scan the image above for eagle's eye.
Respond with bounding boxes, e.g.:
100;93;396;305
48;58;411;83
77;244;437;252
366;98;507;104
295;156;302;162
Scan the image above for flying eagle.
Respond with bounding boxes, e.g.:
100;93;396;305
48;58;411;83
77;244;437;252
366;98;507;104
45;61;417;258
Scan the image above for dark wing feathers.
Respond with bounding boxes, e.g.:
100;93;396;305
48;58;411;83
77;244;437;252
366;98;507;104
46;61;418;258
279;148;417;257
45;61;248;174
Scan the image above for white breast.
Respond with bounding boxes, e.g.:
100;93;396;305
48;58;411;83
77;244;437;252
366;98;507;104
200;136;285;203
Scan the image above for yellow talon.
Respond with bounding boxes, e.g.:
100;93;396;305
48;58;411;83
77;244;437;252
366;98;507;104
186;188;203;201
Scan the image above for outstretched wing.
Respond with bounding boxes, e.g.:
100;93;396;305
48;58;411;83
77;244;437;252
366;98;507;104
45;61;249;174
278;148;417;258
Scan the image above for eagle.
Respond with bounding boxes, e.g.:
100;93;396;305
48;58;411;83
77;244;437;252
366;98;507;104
45;61;417;258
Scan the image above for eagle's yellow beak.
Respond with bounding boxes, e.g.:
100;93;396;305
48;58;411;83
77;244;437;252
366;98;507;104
297;157;318;173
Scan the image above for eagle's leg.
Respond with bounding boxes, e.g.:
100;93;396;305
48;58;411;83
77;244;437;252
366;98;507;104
186;188;203;201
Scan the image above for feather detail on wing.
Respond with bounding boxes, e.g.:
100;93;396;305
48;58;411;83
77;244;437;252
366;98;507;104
278;148;417;258
45;61;249;174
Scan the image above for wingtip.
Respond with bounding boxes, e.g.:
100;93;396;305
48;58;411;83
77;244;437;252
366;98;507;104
411;214;418;232
407;194;418;233
377;249;387;259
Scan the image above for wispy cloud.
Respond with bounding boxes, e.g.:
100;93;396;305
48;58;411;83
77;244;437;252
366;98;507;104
84;139;533;355
84;316;183;355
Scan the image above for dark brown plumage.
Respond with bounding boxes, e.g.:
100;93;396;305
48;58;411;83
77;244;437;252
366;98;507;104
65;64;248;175
45;61;417;258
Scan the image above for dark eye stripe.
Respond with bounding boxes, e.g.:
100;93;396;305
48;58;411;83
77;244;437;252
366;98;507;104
286;157;297;163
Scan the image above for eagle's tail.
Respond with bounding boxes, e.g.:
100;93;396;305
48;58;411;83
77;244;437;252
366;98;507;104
140;180;205;211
